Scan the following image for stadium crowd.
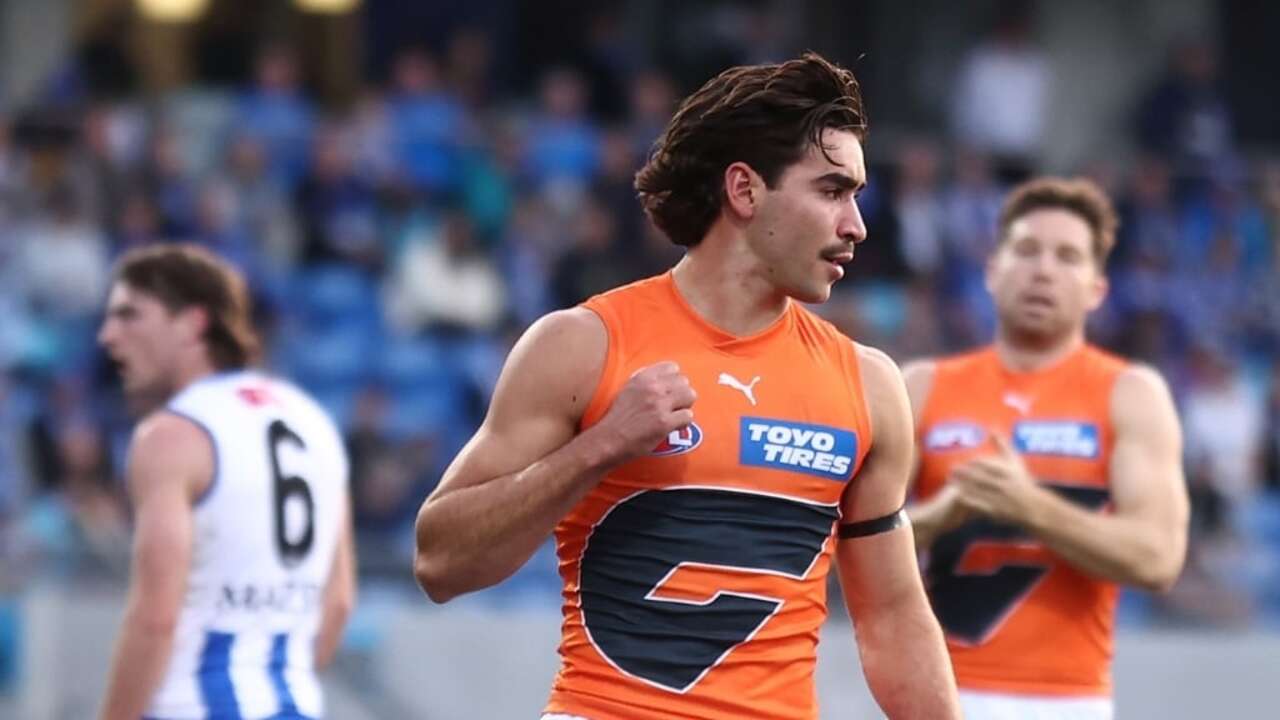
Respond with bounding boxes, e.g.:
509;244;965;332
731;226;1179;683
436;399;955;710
0;17;1278;687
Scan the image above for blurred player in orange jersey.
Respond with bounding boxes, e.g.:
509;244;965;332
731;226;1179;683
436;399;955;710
905;178;1191;719
413;53;961;719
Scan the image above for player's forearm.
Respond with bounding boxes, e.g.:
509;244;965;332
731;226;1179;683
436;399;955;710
314;587;353;669
856;596;961;719
99;609;176;720
1025;489;1183;591
414;429;617;602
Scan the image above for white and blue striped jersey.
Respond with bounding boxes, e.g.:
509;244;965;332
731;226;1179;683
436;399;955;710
144;371;348;720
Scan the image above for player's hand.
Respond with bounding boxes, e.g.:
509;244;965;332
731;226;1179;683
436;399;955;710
591;361;696;466
951;433;1046;526
928;482;977;534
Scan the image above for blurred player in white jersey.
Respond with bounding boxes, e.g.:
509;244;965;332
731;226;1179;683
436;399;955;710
96;244;355;720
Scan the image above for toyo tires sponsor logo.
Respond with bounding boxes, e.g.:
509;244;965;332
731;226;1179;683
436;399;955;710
740;417;857;480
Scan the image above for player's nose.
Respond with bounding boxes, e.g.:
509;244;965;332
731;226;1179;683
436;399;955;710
837;196;867;244
97;319;116;347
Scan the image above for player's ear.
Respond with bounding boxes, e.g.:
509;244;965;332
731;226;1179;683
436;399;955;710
723;162;762;220
983;245;1002;295
177;305;209;345
1085;266;1109;312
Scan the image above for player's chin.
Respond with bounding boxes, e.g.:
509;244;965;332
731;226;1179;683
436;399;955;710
793;283;831;304
1010;313;1065;341
791;274;836;304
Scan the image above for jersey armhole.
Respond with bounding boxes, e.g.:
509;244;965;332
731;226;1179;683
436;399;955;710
162;407;221;507
577;301;621;431
843;340;875;476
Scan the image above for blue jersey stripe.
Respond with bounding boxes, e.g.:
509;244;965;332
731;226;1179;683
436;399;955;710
269;634;300;716
197;631;241;719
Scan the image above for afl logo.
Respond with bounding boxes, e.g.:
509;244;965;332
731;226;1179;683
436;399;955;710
650;423;704;456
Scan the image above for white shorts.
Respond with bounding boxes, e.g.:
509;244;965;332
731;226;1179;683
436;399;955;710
959;689;1113;720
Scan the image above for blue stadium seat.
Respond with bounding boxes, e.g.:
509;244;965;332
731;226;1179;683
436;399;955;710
290;264;382;330
309;382;359;431
378;335;472;439
1238;493;1280;549
286;324;377;389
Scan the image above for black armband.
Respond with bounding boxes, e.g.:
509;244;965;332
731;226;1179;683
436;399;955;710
838;507;906;539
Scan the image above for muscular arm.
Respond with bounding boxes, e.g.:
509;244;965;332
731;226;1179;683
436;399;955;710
901;360;969;551
99;414;211;720
1020;365;1189;591
953;365;1190;591
413;309;695;603
413;309;611;602
837;347;960;720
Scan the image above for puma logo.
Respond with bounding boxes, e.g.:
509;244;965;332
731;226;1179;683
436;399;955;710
718;372;761;406
1002;392;1032;416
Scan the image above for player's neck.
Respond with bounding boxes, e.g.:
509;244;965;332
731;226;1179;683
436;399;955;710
994;327;1085;373
170;351;221;396
671;241;789;337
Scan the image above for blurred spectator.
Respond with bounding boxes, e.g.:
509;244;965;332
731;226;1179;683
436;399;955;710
578;10;636;123
0;115;30;225
79;104;143;230
951;0;1048;179
141;127;199;238
1264;365;1280;494
938;148;1003;346
550;196;632;309
500;195;557;328
346;385;433;570
1182;346;1265;512
627;70;677;158
224;134;299;275
14;186;109;320
236;45;316;193
892;139;948;279
524;67;601;205
385;210;506;334
295;126;381;273
23;421;127;576
110;192;162;256
0;379;28;522
1136;38;1235;178
446;27;497;114
593;128;646;250
1114;157;1180;271
388;47;470;196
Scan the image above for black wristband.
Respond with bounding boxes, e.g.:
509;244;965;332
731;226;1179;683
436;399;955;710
838;507;906;539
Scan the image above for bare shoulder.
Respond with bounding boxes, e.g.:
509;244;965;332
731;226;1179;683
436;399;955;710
854;343;905;386
1111;363;1180;432
524;306;607;348
489;307;609;423
128;411;214;498
854;343;911;437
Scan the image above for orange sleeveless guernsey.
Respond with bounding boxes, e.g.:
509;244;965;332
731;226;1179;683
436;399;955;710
543;273;874;720
914;345;1129;697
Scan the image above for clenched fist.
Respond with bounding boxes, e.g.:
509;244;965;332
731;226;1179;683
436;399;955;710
592;361;697;466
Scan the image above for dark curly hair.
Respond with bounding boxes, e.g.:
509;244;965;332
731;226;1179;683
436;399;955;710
635;52;867;248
